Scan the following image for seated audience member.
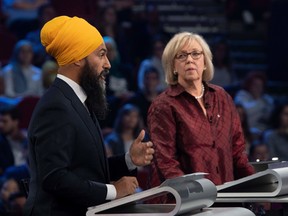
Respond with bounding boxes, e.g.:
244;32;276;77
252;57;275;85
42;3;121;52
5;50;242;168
127;66;161;127
137;36;167;92
104;103;149;190
1;40;43;98
25;3;56;66
210;37;234;87
94;4;132;65
0;106;28;175
0;178;21;215
234;71;274;132
105;104;144;157
263;102;288;161
249;140;270;162
147;32;254;203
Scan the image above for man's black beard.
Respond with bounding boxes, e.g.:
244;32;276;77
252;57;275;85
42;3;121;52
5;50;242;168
80;62;108;120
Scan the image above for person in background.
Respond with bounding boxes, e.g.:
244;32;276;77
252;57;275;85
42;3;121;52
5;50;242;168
8;191;27;216
137;35;166;92
104;104;144;157
0;106;28;176
103;36;133;99
210;37;234;87
130;3;169;66
99;36;134;136
147;32;254;202
0;178;22;215
235;103;253;153
249;140;270;162
263;102;288;161
94;4;132;65
104;103;149;192
127;66;161;127
24;16;154;216
1;40;43;98
234;71;274;133
1;0;49;39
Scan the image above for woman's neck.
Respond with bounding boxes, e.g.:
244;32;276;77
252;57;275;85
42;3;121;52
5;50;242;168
182;81;203;98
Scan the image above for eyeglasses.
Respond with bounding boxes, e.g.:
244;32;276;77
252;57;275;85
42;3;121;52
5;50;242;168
175;51;203;61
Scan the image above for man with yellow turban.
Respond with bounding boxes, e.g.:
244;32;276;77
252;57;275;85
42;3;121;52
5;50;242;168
23;16;154;216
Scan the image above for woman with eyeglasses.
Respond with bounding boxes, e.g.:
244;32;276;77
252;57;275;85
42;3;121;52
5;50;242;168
147;32;254;200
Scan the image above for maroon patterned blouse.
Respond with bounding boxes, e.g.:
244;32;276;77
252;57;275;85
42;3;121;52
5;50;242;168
147;83;254;187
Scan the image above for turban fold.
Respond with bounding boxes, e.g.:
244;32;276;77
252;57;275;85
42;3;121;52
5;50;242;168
41;16;103;66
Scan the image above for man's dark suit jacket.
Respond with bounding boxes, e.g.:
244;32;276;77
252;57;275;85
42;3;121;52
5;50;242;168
24;78;135;216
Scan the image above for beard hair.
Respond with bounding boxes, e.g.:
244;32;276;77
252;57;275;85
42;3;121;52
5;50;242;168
79;60;108;120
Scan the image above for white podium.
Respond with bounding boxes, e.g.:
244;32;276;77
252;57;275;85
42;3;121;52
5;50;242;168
86;173;255;216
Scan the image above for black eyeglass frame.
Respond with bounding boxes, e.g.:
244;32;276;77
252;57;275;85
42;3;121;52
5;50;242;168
175;51;204;61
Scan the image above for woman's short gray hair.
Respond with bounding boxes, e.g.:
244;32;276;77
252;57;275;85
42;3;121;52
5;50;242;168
162;32;214;85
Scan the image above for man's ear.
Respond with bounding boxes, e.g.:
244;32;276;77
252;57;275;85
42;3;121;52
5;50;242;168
74;59;85;67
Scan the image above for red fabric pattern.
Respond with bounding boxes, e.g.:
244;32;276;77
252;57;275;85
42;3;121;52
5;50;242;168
148;83;254;189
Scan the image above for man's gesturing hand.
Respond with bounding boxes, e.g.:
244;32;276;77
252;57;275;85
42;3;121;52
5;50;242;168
129;130;154;166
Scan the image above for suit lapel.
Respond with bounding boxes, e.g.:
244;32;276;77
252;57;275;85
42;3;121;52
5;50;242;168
52;78;109;181
93;115;110;181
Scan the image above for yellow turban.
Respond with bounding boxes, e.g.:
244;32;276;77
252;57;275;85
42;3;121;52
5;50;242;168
41;16;103;66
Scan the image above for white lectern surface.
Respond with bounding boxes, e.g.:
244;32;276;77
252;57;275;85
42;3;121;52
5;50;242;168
87;207;255;216
87;173;217;216
217;167;288;198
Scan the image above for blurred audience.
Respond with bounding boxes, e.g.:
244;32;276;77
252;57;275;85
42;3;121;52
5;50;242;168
211;37;234;87
130;3;169;65
95;5;119;40
263;102;288;161
0;75;5;96
8;191;26;215
249;140;270;162
94;4;132;65
103;36;133;98
0;106;28;176
234;71;274;133
25;3;56;67
235;103;253;153
137;35;167;92
0;177;22;215
104;103;144;157
225;0;270;29
1;40;43;98
127;66;161;127
98;36;134;135
41;60;58;90
1;0;49;39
